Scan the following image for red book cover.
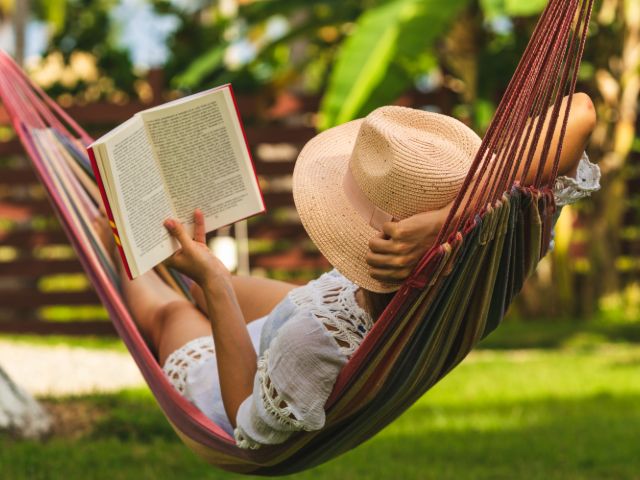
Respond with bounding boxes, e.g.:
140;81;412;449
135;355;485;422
227;84;266;215
87;146;134;280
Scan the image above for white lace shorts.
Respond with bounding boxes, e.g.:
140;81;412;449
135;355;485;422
162;315;267;436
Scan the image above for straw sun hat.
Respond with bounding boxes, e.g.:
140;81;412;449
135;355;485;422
292;106;482;293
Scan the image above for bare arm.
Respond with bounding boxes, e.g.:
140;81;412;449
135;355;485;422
366;93;597;282
201;276;256;426
517;92;596;185
190;275;297;324
163;210;255;427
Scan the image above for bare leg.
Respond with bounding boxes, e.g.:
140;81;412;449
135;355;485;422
93;215;298;363
94;215;212;364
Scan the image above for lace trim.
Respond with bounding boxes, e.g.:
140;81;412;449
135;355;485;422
553;151;601;207
257;350;308;430
234;428;261;450
234;349;313;449
288;270;374;356
162;336;215;394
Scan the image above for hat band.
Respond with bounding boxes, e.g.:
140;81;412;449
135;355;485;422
343;166;396;231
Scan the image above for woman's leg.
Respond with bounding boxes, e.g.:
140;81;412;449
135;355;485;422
94;216;215;364
190;276;298;322
95;215;297;364
118;265;214;365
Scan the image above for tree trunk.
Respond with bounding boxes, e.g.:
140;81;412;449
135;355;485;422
513;1;639;319
582;0;640;313
13;0;29;67
0;365;51;439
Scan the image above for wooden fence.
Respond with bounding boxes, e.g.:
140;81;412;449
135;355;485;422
0;82;453;335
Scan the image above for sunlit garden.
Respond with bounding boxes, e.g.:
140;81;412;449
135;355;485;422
1;0;639;479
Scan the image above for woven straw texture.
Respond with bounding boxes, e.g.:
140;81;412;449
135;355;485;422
293;106;482;293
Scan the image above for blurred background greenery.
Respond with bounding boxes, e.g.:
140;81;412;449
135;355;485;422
0;1;639;478
2;0;637;320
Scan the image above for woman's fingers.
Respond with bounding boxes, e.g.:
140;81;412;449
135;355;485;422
164;218;192;249
193;209;206;244
368;233;399;255
368;267;412;282
366;252;407;269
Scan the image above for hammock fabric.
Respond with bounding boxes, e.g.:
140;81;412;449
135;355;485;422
0;0;593;474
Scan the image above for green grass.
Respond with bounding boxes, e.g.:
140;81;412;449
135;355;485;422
0;334;124;351
478;316;640;350
1;337;639;479
4;315;639;353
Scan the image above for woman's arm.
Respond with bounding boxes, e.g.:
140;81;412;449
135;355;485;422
234;308;348;449
189;275;297;324
163;210;255;426
517;93;596;184
366;93;597;282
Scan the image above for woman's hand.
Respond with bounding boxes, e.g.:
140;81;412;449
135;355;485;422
163;209;230;287
366;205;450;282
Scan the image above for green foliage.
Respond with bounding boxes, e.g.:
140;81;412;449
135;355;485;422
41;0;67;34
162;4;231;92
480;0;548;18
318;0;467;130
172;45;226;90
172;1;369;93
33;0;137;97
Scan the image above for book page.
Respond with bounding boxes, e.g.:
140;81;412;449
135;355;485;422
141;87;264;234
101;117;176;275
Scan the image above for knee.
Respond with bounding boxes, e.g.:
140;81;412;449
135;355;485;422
149;300;194;346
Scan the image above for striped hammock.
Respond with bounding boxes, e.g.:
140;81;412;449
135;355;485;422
0;0;593;474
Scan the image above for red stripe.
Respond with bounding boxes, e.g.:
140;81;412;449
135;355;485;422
227;84;267;216
87;146;134;280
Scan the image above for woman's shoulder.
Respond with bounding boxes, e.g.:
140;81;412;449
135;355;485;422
289;268;373;356
260;268;372;357
287;268;359;308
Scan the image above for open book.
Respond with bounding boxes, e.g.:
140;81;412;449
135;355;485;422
88;84;265;279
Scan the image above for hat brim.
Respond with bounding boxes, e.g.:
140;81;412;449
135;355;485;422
293;119;402;293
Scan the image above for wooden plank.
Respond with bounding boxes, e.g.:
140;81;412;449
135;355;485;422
262;192;293;208
248;223;305;239
0;199;53;215
244;126;316;145
0;160;295;181
0;90;452;128
0;139;25;155
0;320;116;336
0;169;37;183
63;102;151;124
0;230;68;246
61;94;318;123
0;259;83;276
1;290;100;308
250;250;327;270
254;162;295;175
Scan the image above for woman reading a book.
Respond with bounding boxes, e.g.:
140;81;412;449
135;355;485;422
96;95;600;449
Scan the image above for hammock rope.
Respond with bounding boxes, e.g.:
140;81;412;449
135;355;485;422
0;0;593;474
436;0;593;246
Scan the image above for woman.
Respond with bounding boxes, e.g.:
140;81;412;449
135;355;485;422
96;94;600;449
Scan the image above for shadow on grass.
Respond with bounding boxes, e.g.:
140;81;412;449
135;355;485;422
308;392;640;480
2;390;639;479
479;319;640;351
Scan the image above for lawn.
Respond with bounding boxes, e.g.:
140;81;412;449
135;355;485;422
1;322;639;480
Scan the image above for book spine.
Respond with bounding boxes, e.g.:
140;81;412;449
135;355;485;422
87;146;134;280
227;84;267;215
